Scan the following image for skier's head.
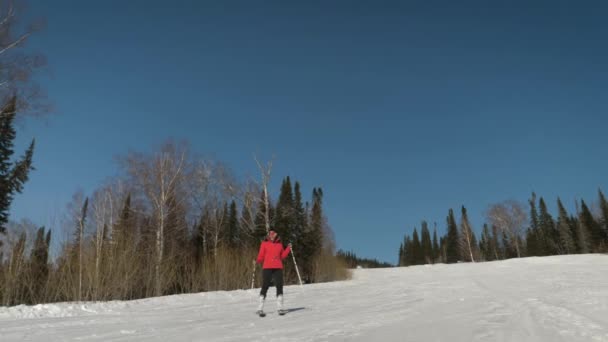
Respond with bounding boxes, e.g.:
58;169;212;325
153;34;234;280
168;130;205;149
268;230;278;241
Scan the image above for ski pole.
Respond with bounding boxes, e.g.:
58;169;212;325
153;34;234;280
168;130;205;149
250;259;256;289
289;243;303;286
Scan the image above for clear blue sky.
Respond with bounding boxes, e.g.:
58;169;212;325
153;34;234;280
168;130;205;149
11;1;608;264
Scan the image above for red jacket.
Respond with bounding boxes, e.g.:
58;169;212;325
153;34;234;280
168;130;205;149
256;238;291;269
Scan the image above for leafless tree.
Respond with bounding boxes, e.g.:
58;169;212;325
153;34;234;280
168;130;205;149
460;206;476;262
254;155;273;235
0;0;49;118
122;141;189;297
486;200;527;258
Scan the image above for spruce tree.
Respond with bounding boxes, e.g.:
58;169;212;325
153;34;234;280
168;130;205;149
491;224;501;260
275;177;295;241
402;235;412;266
528;193;543;256
420;221;432;264
301;188;324;281
556;198;576;254
411;228;422;265
525;228;538;257
0;98;35;246
480;224;493;261
30;227;51;303
538;197;558;255
599;189;608;246
580;200;602;251
445;209;460;263
432;226;439;264
226;200;239;248
292;181;307;254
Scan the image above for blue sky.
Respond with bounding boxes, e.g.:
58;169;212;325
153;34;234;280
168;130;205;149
11;0;608;263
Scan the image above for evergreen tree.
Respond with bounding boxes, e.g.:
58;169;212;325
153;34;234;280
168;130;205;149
113;194;134;252
439;236;447;263
292;181;307;256
528;193;543;256
226;200;239;248
275;177;295;241
538;197;558;255
599;189;608;247
29;227;51;303
0;98;35;246
432;226;439;264
411;228;422;265
491;224;501;260
420;221;432;264
556;198;576;254
301;188;324;281
525;228;538;257
403;235;412;266
445;209;460;263
580;200;602;251
480;224;493;261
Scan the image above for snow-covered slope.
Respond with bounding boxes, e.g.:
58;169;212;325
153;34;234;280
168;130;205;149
1;255;607;341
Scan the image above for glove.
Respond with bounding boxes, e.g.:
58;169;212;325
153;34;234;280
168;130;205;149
287;243;292;249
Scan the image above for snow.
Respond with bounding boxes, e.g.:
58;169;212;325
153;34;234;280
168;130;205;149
1;254;607;341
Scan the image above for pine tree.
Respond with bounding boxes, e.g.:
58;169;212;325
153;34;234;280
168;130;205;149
432;226;439;264
420;221;432;264
226;200;239;248
411;228;422;265
0;97;35;246
301;188;324;281
480;224;493;261
292;181;307;255
491;224;501;260
113;194;134;252
538;197;558;255
29;227;51;303
275;177;296;242
403;235;412;266
599;189;608;247
528;193;543;256
445;209;460;263
556;198;576;254
525;228;538;257
580;200;602;252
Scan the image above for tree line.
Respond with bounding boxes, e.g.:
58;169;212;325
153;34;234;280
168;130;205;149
0;105;348;306
336;250;393;269
399;193;608;266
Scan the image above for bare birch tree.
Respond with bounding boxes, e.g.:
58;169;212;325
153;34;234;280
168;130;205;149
122;141;189;297
0;0;49;118
254;155;273;235
486;200;527;258
459;206;476;262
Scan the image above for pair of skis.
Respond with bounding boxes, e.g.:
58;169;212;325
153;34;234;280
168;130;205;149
257;310;287;317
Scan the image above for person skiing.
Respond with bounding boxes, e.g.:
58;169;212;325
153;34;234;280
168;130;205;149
255;229;291;316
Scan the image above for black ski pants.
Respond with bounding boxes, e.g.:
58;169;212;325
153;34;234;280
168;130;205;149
260;268;283;298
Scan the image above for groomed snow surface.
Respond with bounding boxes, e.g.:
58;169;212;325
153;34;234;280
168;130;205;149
1;254;607;341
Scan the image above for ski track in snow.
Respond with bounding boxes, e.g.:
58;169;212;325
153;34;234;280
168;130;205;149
1;254;607;341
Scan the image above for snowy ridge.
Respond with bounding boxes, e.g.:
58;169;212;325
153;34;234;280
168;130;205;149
1;254;607;341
